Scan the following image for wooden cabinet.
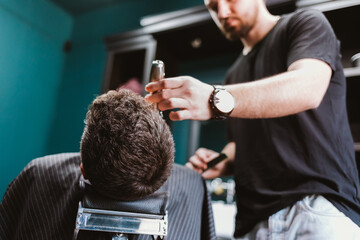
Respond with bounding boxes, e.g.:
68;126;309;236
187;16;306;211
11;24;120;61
103;32;156;95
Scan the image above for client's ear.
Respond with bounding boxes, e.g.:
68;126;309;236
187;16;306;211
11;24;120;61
80;162;87;179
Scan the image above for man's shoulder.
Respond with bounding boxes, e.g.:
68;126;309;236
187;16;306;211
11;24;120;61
171;163;203;181
1;153;82;240
166;163;205;194
284;8;328;27
24;152;81;180
285;8;324;18
28;152;80;168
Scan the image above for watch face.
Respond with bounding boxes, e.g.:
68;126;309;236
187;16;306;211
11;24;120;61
214;90;235;113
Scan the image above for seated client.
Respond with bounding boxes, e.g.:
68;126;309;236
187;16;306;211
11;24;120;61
0;89;215;240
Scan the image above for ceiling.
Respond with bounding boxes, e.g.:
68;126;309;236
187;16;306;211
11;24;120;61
49;0;127;16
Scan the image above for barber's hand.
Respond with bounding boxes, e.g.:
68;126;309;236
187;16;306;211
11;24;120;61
145;76;214;121
186;148;228;179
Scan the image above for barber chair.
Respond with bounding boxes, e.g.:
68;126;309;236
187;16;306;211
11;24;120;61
73;179;168;240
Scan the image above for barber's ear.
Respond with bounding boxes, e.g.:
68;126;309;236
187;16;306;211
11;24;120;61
80;162;87;179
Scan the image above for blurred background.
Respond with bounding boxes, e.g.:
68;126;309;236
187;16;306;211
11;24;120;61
1;0;360;238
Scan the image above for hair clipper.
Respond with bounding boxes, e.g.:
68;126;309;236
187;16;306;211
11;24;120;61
150;60;165;116
150;60;165;83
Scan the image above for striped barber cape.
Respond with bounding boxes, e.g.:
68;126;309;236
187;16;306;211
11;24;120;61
0;153;216;240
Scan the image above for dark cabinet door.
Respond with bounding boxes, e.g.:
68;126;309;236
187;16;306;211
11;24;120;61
103;34;157;96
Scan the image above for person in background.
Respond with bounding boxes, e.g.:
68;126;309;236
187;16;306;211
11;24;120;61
145;0;360;239
0;89;215;240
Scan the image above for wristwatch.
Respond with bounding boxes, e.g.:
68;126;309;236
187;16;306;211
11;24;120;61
209;85;235;120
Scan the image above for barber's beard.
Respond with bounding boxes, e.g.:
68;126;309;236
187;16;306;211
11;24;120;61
221;25;252;41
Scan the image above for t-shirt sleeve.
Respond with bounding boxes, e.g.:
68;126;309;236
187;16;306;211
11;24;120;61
287;9;338;71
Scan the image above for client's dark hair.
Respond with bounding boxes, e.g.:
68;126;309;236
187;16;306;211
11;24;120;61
80;89;174;201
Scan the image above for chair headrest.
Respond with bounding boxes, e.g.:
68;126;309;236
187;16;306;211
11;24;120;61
80;179;168;215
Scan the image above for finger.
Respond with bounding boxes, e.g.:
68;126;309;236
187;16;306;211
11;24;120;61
202;169;219;179
189;156;207;170
169;110;192;121
185;162;195;170
144;90;170;104
144;91;161;104
185;162;203;174
157;98;189;111
145;87;184;104
145;78;185;93
196;148;210;160
196;148;218;163
170;108;211;121
185;162;204;174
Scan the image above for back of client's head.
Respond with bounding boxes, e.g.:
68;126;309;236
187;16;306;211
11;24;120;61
80;89;174;201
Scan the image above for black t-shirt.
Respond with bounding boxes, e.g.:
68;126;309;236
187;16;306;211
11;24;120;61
225;9;360;237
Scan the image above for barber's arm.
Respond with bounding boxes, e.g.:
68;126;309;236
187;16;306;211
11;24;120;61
145;58;331;120
226;58;332;118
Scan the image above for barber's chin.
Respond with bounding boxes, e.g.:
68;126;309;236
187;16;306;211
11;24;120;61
222;27;249;41
222;31;241;42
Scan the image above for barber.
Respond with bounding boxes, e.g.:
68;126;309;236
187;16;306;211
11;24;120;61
145;0;360;239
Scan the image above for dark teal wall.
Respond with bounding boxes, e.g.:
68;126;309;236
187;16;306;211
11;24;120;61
0;1;72;197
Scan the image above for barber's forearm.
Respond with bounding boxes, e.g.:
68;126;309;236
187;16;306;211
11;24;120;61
225;59;331;118
222;142;235;161
225;71;314;118
221;142;235;176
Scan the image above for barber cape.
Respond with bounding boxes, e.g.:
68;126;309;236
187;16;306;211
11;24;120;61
0;153;216;240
